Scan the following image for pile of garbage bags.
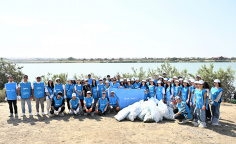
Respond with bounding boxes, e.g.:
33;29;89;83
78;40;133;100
114;97;175;123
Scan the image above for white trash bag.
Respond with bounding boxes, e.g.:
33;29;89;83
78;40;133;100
114;105;133;121
126;102;142;121
143;111;154;122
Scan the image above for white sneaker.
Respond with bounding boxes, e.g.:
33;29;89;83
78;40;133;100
199;123;206;128
21;113;25;117
192;121;198;127
49;113;53;117
42;112;45;116
9;113;13;117
29;113;33;116
15;113;18;117
212;123;221;126
35;112;39;116
182;119;190;123
59;112;64;116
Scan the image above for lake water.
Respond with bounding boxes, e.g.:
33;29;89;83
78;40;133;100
17;62;236;86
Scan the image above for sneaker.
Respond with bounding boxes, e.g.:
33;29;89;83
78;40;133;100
182;119;190;123
42;112;45;116
198;123;206;128
29;113;33;116
212;123;221;126
59;112;64;116
84;113;87;116
49;113;53;117
21;113;25;117
208;121;212;124
192;121;198;127
15;113;18;117
35;112;39;116
9;113;13;117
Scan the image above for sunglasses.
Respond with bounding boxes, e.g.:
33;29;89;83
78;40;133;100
85;81;88;82
24;77;28;78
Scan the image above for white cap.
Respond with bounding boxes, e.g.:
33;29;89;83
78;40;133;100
99;78;103;81
71;78;75;81
173;76;177;79
72;93;76;97
82;78;85;80
179;78;183;81
158;76;163;78
175;80;179;83
164;78;168;81
124;78;127;80
149;77;152;79
169;78;173;81
191;79;195;83
87;91;91;94
142;80;145;82
48;78;52;81
214;79;220;83
92;78;96;80
194;81;199;84
84;79;88;81
77;78;81;80
154;74;157;76
135;78;139;80
150;79;154;82
198;80;204;84
163;72;167;74
196;75;201;78
157;80;162;84
55;77;60;81
105;81;110;83
111;91;115;93
175;96;180;100
127;79;130;82
67;78;71;81
183;80;188;83
120;79;124;82
167;80;171;82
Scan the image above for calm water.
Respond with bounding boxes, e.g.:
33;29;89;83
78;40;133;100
17;62;236;85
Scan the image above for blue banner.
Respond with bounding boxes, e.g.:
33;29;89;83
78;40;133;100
108;88;145;109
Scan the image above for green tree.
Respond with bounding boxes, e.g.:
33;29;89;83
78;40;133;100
42;73;68;85
68;57;75;61
0;58;24;89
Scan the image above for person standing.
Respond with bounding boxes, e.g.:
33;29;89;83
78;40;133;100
5;76;18;117
32;76;45;116
139;80;149;100
156;81;165;101
45;79;54;115
74;78;84;107
209;79;223;126
83;79;92;97
53;78;65;96
88;74;92;85
148;79;156;98
18;75;33;116
65;79;74;110
165;80;174;107
133;78;141;89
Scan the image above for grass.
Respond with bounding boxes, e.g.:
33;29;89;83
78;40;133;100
0;89;5;102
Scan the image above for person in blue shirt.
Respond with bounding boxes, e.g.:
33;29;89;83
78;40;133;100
53;78;65;96
181;80;190;104
163;78;168;88
103;81;110;99
156;81;165;101
148;79;156;98
123;78;128;87
153;74;158;85
69;93;81;115
74;78;84;107
193;80;207;128
45;79;54;115
32;76;45;116
64;79;74;110
18;74;33;117
83;91;95;116
162;72;169;80
131;78;135;85
96;92;109;116
107;75;111;82
119;79;125;89
126;79;133;89
111;79;120;88
139;80;149;100
88;74;92;85
49;91;65;116
189;80;196;120
91;78;98;108
179;78;183;88
133;78;141;89
108;91;120;113
173;96;191;123
102;78;106;84
209;79;223;126
117;74;121;84
165;80;174;107
5;76;18;117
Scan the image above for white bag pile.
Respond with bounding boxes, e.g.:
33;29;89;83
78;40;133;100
114;97;175;123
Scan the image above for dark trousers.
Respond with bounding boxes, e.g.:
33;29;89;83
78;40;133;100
66;98;71;110
206;105;212;120
108;106;119;113
98;109;108;116
80;99;84;107
175;114;185;120
173;108;178;114
8;100;17;114
50;107;65;114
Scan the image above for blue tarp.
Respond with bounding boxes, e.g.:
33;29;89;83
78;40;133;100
108;88;145;109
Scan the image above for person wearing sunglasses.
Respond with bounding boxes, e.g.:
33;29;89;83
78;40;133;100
32;76;45;116
18;75;33;117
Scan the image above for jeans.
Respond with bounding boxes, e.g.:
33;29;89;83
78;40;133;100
21;98;32;113
66;98;72;110
194;107;206;124
211;103;220;124
35;98;44;113
8;100;17;114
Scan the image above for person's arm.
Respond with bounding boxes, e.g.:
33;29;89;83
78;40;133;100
214;91;223;102
53;87;55;96
116;99;119;107
186;87;191;103
90;99;94;109
69;101;73;111
18;84;21;96
31;83;34;99
162;88;165;100
170;87;174;101
177;88;181;96
84;99;87;110
96;100;99;110
64;85;66;96
105;101;109;111
176;103;186;115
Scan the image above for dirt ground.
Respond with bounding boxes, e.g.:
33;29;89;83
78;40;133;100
0;101;235;144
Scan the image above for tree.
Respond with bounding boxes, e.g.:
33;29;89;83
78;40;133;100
68;57;75;61
41;73;68;85
0;58;24;89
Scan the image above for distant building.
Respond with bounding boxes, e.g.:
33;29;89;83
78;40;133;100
212;56;228;60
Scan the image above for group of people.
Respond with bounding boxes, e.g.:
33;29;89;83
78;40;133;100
4;72;223;127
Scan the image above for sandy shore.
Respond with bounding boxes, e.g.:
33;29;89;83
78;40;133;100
0;101;235;144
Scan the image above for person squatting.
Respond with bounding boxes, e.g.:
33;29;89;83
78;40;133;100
4;73;223;127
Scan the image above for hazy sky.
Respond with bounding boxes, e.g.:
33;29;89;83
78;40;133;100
0;0;235;58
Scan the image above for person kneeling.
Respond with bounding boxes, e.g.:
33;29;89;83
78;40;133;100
69;93;81;115
50;92;65;116
96;92;109;116
108;91;120;113
83;91;95;116
173;96;191;123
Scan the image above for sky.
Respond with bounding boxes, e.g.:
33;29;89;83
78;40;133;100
0;0;235;58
